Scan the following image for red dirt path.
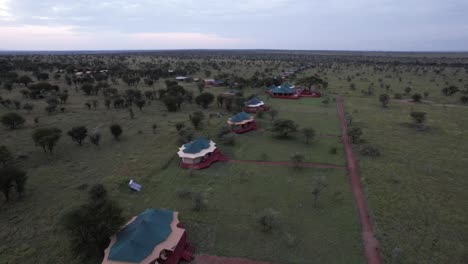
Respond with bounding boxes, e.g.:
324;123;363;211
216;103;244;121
194;255;273;264
228;159;345;169
336;96;382;264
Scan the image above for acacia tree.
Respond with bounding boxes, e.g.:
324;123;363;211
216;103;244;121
0;166;27;202
189;111;205;130
311;176;327;208
1;112;25;129
67;126;88;146
302;128;316;144
18;75;33;86
0;145;13;166
379;94;390;107
272;119;298;137
296;75;328;92
347;127;363;144
110;124;123;140
63;184;125;261
32;127;62;153
268;109;279;122
410;111;426;129
195;92;215;109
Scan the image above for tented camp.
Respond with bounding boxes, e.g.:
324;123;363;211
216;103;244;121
227;112;257;134
102;209;194;264
177;138;227;169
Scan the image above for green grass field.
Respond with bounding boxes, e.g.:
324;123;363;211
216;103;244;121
1;53;468;264
0;71;362;264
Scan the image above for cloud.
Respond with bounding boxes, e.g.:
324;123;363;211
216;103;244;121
0;24;254;50
0;0;467;50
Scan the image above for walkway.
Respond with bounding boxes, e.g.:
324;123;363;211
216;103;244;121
336;95;382;264
228;159;345;169
195;255;273;264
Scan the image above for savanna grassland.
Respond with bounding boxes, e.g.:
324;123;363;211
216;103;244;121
0;50;468;264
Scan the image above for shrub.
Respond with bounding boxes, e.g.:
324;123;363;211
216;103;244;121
460;96;468;104
195;92;215;109
360;145;381;157
0;145;13;166
272;119;298;137
192;192;206;211
189;111;205;130
394;93;402;99
379;94;390;107
301;128;315;144
89;131;101;146
110;124;123;140
220;133;236;146
410;111;426;128
257;208;281;232
67;126;88;145
329;147;338;154
290;152;305;169
63;184;124;261
176;188;193;199
412;93;422;102
32;127;62;153
347;127;363;144
0;166;27;201
1;112;25;129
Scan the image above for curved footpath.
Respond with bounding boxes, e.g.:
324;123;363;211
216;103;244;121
228;159;345;169
336;95;382;264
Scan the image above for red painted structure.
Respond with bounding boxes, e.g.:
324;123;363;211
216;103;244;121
157;231;194;264
298;90;322;98
244;105;269;113
179;149;228;170
265;90;300;99
231;120;257;134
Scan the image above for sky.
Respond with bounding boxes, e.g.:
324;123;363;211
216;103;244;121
0;0;467;51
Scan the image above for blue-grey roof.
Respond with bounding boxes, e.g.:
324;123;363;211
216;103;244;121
231;112;252;123
246;97;262;105
182;137;210;154
108;209;173;263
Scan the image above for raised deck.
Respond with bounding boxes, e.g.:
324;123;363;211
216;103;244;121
179;149;228;170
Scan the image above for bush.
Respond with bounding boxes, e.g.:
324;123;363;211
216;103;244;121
189;111;205;130
360;145;381;157
410;111;426;125
0;145;13;166
290;152;305;169
257;208;281;232
0;166;27;201
394;93;402;99
195;92;215;109
347;127;363;144
67;126;88;145
272;119;298;137
460;96;468;104
379;94;390;107
32;127;62;153
192;192;206;211
176;188;193;199
220;133;236;146
63;184;125;261
110;124;123;140
412;93;422;102
1;112;25;129
329;147;338;154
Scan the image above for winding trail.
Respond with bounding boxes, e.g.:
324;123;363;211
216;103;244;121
228;159;345;169
195;255;273;264
336;95;382;264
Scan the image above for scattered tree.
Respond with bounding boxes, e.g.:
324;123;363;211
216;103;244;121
189;111;205;130
379;94;390;107
195;92;215;109
272;119;298;137
0;145;13;166
347;127;363;144
63;184;125;261
32;127;62;153
311;176;327;207
412;93;422;102
302;128;315;144
1;112;25;129
257;208;281;232
110;124;123;140
67;126;88;145
290;152;305;169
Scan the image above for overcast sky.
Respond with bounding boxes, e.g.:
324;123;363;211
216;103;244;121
0;0;467;51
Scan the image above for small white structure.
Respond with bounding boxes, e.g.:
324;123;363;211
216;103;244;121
128;179;142;192
175;76;189;81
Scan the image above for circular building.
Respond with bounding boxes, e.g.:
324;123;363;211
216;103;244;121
177;137;226;169
244;97;269;113
102;209;194;264
227;112;257;134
